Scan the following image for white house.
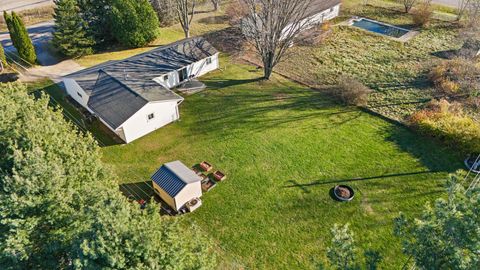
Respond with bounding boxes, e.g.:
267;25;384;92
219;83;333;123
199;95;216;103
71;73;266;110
241;0;341;38
151;161;203;212
63;37;219;143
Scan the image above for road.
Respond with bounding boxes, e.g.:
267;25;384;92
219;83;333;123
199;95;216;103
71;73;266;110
0;20;83;82
0;0;54;12
432;0;461;8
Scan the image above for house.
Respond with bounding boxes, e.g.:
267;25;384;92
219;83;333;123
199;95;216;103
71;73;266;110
63;37;219;143
241;0;341;38
151;161;203;212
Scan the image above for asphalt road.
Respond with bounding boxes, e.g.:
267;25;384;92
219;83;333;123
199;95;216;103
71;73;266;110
0;0;54;12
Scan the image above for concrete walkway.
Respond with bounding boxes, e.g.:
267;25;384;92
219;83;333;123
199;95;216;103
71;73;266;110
0;20;83;82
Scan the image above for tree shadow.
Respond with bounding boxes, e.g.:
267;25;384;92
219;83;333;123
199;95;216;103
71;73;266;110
198;15;229;24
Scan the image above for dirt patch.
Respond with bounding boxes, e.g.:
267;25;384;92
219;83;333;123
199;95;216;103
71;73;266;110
361;197;374;214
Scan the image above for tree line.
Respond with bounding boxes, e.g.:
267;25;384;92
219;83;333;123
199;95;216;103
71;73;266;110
53;0;222;57
0;83;216;269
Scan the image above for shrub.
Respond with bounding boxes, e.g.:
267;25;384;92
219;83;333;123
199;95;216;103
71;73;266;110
225;0;248;26
330;75;372;106
412;0;433;27
109;0;159;48
150;0;177;27
429;58;480;97
409;99;480;153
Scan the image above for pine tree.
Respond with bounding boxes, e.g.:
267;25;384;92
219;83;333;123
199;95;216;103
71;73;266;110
0;83;216;269
10;12;37;64
109;0;160;47
394;174;480;270
0;43;7;69
3;12;18;50
53;0;94;57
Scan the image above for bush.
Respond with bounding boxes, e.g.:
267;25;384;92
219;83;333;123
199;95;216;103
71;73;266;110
109;0;159;48
429;58;480;97
225;0;248;26
412;0;433;27
330;76;372;106
409;99;480;153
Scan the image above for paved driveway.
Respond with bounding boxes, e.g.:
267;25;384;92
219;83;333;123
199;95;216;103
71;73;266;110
0;20;83;82
0;0;54;12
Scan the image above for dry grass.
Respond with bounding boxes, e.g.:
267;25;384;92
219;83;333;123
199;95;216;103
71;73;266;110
0;5;54;32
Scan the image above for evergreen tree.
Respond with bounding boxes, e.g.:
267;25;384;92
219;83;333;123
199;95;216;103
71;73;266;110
109;0;160;48
3;12;18;50
0;83;216;269
327;224;359;270
10;12;37;64
394;174;480;270
53;0;94;57
0;43;6;69
77;0;115;48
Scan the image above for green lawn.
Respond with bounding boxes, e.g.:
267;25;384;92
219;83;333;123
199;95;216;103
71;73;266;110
98;56;463;269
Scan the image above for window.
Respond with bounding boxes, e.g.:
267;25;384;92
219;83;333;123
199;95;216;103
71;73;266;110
77;92;83;98
164;75;169;81
330;8;334;12
147;113;155;121
206;57;212;65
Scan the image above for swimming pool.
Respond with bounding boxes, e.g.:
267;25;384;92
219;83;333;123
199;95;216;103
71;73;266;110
352;18;409;38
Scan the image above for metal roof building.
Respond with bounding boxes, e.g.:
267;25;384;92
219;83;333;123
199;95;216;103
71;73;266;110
151;161;203;211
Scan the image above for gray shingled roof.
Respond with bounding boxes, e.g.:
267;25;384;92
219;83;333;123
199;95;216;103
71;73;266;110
66;37;218;129
306;0;342;18
151;161;202;198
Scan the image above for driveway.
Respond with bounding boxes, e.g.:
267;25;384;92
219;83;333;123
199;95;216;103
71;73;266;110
0;0;54;12
0;20;83;82
432;0;461;8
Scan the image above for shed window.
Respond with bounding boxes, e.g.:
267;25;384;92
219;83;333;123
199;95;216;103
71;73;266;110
77;92;82;98
206;57;212;65
330;8;334;12
164;75;169;81
147;113;155;121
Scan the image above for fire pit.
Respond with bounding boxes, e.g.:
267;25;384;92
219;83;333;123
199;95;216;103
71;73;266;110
333;185;355;202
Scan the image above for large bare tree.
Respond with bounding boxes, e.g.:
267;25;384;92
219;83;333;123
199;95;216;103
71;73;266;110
174;0;196;38
211;0;221;10
241;0;314;80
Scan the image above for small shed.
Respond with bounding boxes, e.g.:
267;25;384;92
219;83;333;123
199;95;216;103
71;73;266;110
151;161;203;212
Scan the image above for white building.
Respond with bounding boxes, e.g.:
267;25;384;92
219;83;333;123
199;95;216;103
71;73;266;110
63;37;219;143
241;0;341;38
151;161;203;212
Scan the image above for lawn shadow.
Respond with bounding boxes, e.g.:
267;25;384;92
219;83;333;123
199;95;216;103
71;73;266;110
198;15;229;24
119;181;155;201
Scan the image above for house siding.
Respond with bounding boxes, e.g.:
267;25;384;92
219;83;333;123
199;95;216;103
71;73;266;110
152;181;177;210
153;53;219;89
119;100;181;143
63;78;91;111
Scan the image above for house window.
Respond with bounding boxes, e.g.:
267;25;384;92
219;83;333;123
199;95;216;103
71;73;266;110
147;113;155;121
164;75;169;81
77;92;82;98
206;57;212;65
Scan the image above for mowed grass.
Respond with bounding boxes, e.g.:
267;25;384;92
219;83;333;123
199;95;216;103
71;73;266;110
100;56;462;269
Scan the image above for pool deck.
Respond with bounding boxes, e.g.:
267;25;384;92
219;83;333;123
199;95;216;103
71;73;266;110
340;17;419;42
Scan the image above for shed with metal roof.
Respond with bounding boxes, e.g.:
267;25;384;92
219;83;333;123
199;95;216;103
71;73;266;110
151;161;203;211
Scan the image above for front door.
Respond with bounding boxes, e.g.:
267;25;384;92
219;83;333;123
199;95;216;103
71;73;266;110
178;68;188;82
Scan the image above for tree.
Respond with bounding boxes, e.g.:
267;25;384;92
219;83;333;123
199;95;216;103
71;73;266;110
241;0;314;80
0;43;6;71
150;0;178;26
0;83;216;269
53;0;94;57
7;12;37;64
327;224;358;270
394;174;480;270
211;0;221;10
77;0;115;48
109;0;160;48
174;0;197;38
400;0;416;13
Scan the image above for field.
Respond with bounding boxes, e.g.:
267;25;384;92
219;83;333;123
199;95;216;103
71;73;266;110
29;1;468;268
275;2;462;122
96;56;462;269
